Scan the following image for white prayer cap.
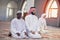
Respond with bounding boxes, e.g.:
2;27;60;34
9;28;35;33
41;13;46;18
17;10;22;14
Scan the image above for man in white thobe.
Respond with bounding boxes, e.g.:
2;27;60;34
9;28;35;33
25;7;42;38
10;10;28;38
39;14;48;34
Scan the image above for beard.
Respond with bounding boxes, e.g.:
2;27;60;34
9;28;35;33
31;12;35;15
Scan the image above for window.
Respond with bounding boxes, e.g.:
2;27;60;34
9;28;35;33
46;0;58;18
6;1;17;18
7;8;13;17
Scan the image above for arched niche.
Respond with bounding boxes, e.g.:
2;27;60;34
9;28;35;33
45;0;59;27
6;1;17;21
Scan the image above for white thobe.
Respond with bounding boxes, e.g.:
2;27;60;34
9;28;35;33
11;18;27;38
25;14;42;38
39;18;48;33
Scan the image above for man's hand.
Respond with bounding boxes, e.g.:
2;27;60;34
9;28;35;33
38;31;41;34
31;31;35;34
8;32;12;37
16;33;20;36
24;32;28;36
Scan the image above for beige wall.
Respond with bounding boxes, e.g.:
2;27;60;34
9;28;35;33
35;0;47;17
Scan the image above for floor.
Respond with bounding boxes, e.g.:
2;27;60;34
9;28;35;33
0;22;60;40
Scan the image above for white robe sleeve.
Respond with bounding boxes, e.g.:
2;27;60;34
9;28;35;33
22;20;26;32
11;20;19;34
44;20;47;29
25;16;32;31
38;18;44;31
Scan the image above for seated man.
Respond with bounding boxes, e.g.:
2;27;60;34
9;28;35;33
25;7;42;38
10;10;28;38
39;14;48;34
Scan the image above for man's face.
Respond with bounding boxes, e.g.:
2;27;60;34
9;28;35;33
43;15;46;18
30;8;36;13
17;13;22;19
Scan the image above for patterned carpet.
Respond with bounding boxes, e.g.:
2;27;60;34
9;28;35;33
0;22;60;40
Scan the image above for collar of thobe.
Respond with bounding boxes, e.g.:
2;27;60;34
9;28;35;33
30;14;35;16
16;18;22;20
